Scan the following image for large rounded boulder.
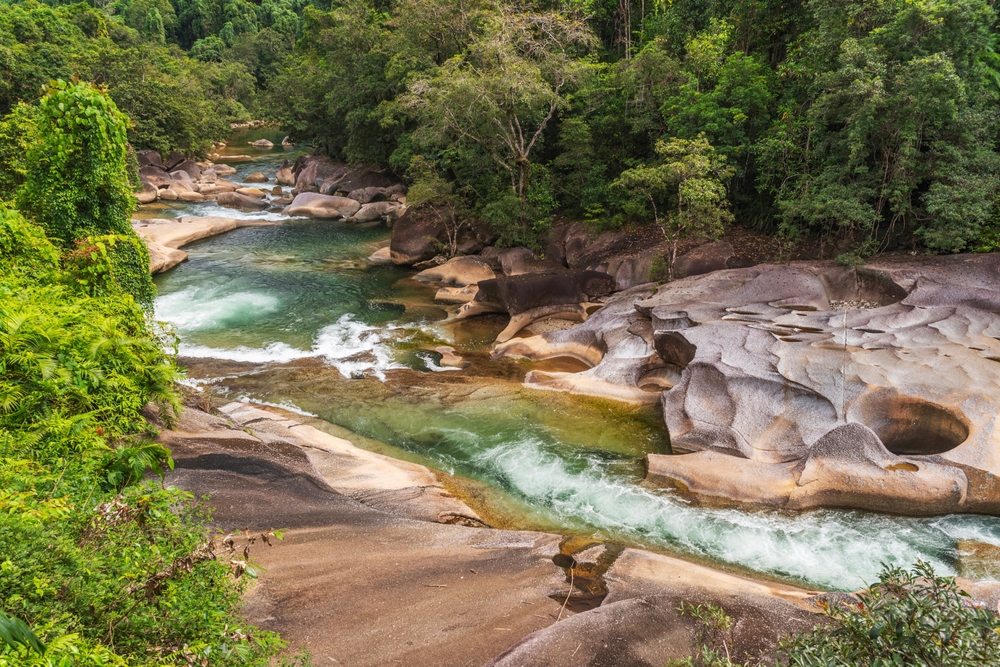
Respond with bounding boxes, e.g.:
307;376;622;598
389;204;496;265
218;191;269;212
284;192;361;219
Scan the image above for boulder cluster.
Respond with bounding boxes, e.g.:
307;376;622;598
136;149;274;210
278;155;407;224
135;152;408;224
388;209;746;343
494;253;1000;516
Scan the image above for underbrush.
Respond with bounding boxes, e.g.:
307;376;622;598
0;206;288;665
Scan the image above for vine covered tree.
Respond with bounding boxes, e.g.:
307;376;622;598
17;80;154;309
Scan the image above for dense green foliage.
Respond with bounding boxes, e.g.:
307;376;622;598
276;0;1000;253
0;82;287;666
614;135;734;278
670;563;1000;667
18;81;134;243
0;0;264;154
780;561;1000;666
3;0;998;253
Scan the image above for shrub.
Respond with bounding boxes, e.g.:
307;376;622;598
780;561;1000;667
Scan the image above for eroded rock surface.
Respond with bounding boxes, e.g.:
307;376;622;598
495;254;1000;515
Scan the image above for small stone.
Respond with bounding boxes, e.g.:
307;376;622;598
433;346;466;368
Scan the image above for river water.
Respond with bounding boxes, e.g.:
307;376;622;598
151;130;1000;592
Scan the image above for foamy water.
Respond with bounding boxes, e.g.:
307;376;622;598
171;314;408;380
430;429;1000;590
151;139;1000;592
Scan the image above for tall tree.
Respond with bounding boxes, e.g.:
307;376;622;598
402;6;598;245
614;134;734;280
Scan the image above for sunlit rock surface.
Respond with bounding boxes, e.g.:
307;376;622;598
496;254;1000;515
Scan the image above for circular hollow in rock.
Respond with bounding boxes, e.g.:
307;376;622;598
637;365;684;392
858;393;969;455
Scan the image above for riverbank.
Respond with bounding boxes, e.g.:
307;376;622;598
157;397;1000;665
158;401;825;666
144;135;1000;663
134;216;278;273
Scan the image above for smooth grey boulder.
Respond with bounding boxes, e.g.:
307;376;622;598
284;192;361;219
353;201;400;222
494;254;1000;515
136;181;159;203
217;191;269;212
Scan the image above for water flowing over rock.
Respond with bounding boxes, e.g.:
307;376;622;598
495;254;1000;516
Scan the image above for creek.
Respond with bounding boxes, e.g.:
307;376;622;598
151;130;1000;592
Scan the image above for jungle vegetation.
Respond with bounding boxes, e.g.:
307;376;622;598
1;0;1000;664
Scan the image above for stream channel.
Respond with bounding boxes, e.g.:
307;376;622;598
147;130;1000;592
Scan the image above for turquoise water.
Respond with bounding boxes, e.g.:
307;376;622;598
152;141;1000;592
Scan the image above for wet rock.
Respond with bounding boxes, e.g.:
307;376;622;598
494;255;1000;515
244;171;269;183
236;187;266;198
433;346;467;368
284;192;361;219
281;135;294;146
218;191;269;212
136;181;159;204
275;160;295;186
415;255;495;287
251;138;274;148
158;188;178;201
368;246;392;265
177;191;206;202
354;201;401;222
271;185;283;196
214;164;238;176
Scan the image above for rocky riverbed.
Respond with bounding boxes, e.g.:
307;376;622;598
140;139;1000;664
